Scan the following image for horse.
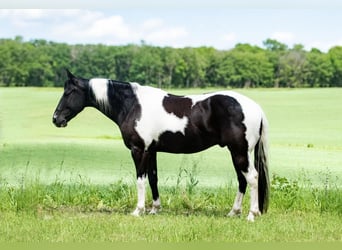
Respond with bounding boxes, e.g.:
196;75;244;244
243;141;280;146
52;70;269;221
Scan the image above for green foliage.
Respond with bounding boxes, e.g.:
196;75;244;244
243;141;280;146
271;174;299;210
270;173;341;215
329;46;342;87
306;49;334;87
1;37;342;87
216;45;274;88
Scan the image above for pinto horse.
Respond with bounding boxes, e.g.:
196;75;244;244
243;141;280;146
53;70;269;221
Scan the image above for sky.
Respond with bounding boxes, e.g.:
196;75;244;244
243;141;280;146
0;1;342;52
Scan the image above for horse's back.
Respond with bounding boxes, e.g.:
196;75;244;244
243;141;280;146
131;83;265;153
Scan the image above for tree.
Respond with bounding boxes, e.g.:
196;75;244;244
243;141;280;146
177;47;207;88
69;44;114;79
199;47;220;87
113;44;137;82
329;46;342;87
263;39;288;52
306;49;333;87
0;38;32;86
263;39;288;87
0;37;341;88
47;42;72;87
278;45;308;87
216;44;274;88
129;44;163;86
160;47;180;88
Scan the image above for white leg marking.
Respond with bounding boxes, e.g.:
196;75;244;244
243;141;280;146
149;197;161;215
228;191;244;217
243;164;261;222
132;176;146;216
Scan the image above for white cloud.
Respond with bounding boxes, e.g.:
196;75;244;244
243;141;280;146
138;18;188;46
0;9;51;29
222;32;237;43
308;39;342;52
1;9;189;46
145;27;188;45
212;32;238;49
223;32;237;42
84;16;131;39
142;18;164;31
271;31;295;43
0;9;47;20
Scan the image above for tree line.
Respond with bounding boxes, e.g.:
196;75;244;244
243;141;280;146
1;36;342;88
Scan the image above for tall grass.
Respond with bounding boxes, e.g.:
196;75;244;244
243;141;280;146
0;160;341;242
0;167;340;217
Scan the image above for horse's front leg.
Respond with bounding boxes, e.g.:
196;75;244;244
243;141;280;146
131;146;148;216
147;151;160;214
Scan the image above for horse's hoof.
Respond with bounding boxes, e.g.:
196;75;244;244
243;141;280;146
149;205;161;215
227;209;242;217
247;210;261;222
131;207;145;216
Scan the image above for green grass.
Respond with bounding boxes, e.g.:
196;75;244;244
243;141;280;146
0;87;342;242
0;174;340;242
0;211;340;242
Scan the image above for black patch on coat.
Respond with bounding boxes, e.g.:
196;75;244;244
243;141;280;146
162;94;193;118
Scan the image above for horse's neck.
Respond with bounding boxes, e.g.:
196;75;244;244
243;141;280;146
90;81;137;126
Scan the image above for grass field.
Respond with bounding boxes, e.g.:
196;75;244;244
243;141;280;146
0;87;341;242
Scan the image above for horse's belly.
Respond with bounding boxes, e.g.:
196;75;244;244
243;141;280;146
153;131;217;153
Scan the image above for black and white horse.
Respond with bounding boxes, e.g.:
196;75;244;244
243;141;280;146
53;70;269;221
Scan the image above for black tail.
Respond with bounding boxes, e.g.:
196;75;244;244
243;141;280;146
254;117;270;213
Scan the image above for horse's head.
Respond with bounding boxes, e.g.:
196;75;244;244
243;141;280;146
52;70;88;127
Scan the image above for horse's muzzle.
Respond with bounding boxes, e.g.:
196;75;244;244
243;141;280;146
52;114;67;127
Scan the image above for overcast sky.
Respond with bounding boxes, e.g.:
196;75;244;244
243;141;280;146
1;1;341;52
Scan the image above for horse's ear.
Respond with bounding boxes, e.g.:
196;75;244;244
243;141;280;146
65;69;86;90
66;69;75;80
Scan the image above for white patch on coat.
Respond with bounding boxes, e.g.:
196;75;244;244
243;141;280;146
131;82;189;149
188;90;263;151
89;78;109;110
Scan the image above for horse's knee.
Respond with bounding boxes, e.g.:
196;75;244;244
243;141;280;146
243;167;258;187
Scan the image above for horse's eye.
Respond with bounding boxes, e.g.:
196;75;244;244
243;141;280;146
64;88;74;96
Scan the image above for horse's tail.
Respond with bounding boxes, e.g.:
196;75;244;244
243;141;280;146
254;112;270;214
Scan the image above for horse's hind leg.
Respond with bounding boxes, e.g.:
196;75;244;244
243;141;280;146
228;152;248;217
243;160;261;221
228;173;246;217
229;150;260;221
147;151;161;214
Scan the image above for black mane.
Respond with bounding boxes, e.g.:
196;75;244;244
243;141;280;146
106;80;139;125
